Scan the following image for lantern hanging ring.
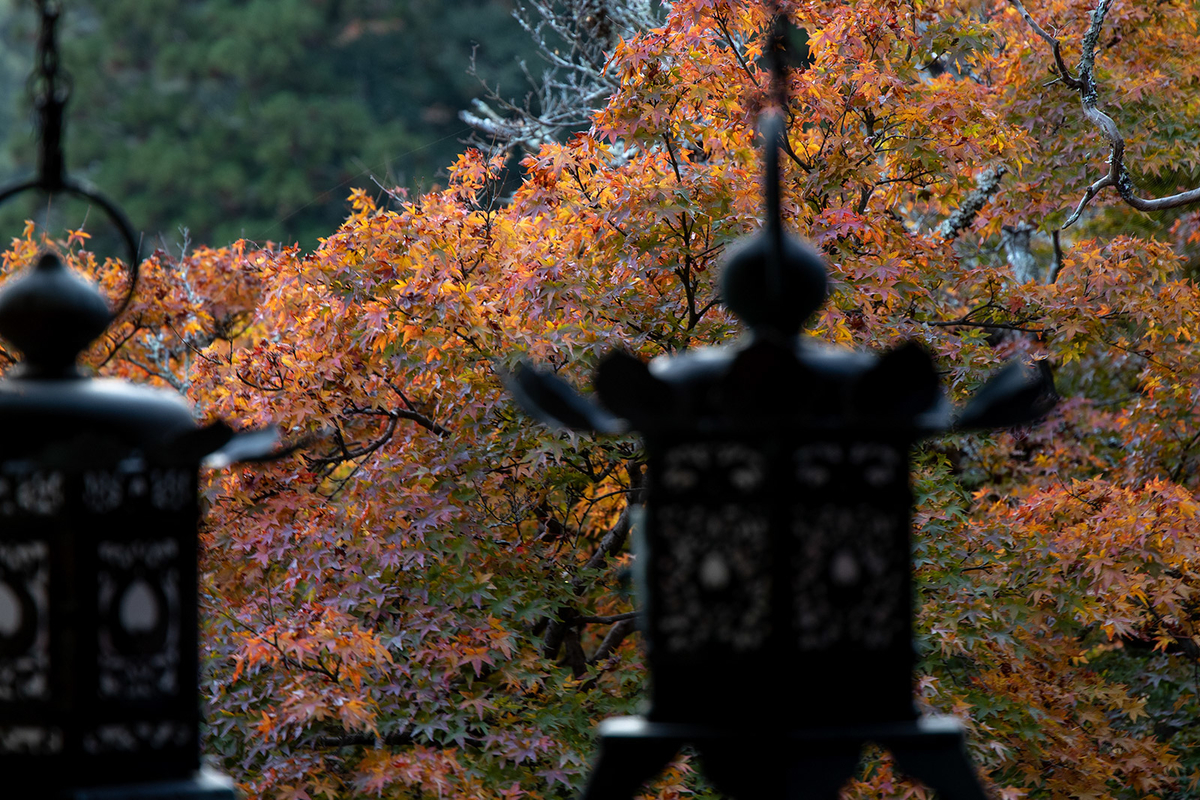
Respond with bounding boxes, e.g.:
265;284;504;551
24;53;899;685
0;0;140;319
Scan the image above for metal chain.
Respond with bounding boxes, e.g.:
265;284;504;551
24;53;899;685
27;0;70;191
763;0;791;111
0;0;141;313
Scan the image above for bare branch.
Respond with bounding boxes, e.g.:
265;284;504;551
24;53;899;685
1001;222;1039;283
589;617;637;665
561;626;589;678
924;318;1047;334
1010;0;1200;226
541;462;644;662
461;0;665;154
1047;229;1065;284
1007;0;1081;88
305;730;483;750
1061;173;1115;229
347;404;450;437
573;611;640;625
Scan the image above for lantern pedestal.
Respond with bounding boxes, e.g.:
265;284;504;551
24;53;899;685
583;716;988;800
68;766;237;799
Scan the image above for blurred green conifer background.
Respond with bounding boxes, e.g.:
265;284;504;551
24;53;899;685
0;0;536;250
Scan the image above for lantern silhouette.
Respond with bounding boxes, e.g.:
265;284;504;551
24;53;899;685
509;111;1055;800
0;253;275;798
0;4;276;797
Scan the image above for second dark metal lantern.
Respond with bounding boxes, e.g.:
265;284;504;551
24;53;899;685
510;110;1056;800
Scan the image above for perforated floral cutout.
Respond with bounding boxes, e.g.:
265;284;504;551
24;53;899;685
96;539;182;700
0;541;49;704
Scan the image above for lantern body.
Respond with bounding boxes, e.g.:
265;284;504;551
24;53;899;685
641;430;915;726
619;338;934;729
0;255;256;798
0;377;203;791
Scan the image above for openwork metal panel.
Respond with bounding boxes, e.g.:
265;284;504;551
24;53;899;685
791;440;908;652
653;441;773;655
0;540;51;704
0;459;200;783
96;538;183;701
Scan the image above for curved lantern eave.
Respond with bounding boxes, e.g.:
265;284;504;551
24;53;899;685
514;335;1052;440
0;378;194;459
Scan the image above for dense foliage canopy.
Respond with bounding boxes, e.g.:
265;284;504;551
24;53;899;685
3;0;1200;798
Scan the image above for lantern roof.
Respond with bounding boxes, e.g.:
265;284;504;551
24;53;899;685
719;112;827;339
0;252;112;378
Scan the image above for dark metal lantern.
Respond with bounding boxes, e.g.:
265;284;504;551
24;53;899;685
509;112;1056;800
0;254;270;797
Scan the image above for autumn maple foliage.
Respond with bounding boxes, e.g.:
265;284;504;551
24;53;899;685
4;0;1200;797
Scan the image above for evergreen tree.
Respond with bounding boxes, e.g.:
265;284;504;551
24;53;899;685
0;0;536;250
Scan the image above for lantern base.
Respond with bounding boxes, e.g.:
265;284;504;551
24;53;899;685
63;766;237;800
582;715;987;800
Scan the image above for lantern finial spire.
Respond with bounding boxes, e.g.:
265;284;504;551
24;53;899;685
0;0;142;316
718;9;826;338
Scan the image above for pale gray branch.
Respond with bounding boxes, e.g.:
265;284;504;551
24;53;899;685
1007;0;1081;88
1047;229;1064;284
939;165;1008;241
1010;0;1200;227
1062;173;1114;229
461;0;666;154
1001;222;1039;284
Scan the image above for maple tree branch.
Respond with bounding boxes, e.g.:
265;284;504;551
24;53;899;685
589;617;637;666
347;404;450;437
237;370;286;392
580;502;637;575
1061;173;1115;230
540;509;635;659
541;607;576;661
542;463;644;661
939;165;1007;241
306;415;404;479
562;626;589;678
95;321;146;368
662;134;684;183
573;611;639;625
1012;0;1200;227
924;318;1046;334
1047;229;1065;284
779;135;813;174
712;11;761;90
1168;427;1200;483
1129;597;1200;662
219;580;344;685
305;730;483;750
567;166;628;238
125;357;187;392
1006;0;1081;89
